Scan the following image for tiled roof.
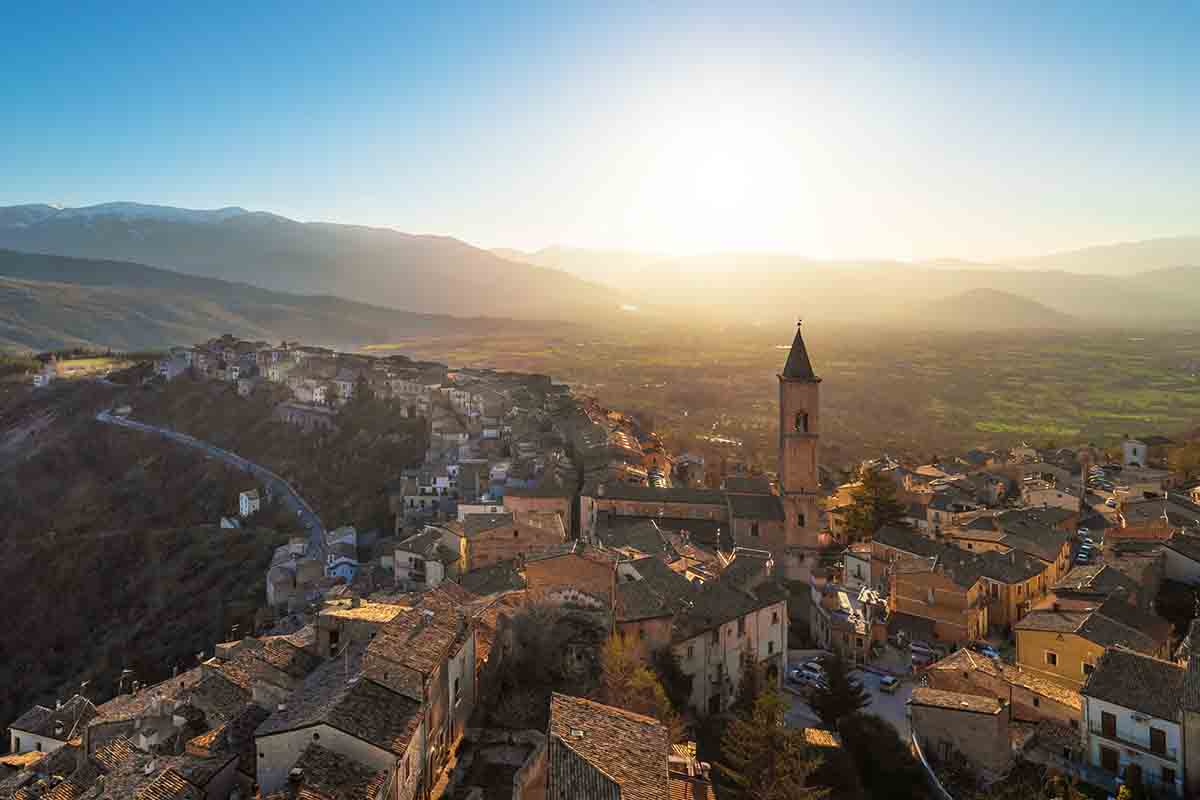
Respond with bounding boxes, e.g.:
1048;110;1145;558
1015;599;1166;654
319;601;408;624
1164;532;1200;563
873;526;942;558
928;649;1081;711
548;694;668;800
909;687;1003;715
1082;647;1185;720
1052;564;1137;597
722;476;774;494
464;513;514;537
256;639;324;680
671;579;787;643
669;777;716;800
594;518;675;558
616;557;697;623
584;483;728;506
9;695;97;740
460;560;527;597
133;768;200;800
726;493;785;522
92;669;204;724
255;651;423;756
91;736;138;772
978;549;1046;584
261;743;389;800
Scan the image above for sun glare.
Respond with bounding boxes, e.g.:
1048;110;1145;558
625;111;822;255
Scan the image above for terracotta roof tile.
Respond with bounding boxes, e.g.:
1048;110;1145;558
548;693;668;800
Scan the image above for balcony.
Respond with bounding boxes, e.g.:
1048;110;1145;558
1089;724;1177;762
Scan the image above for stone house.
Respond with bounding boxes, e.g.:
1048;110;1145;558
462;511;567;572
254;650;425;800
669;578;789;716
1014;597;1172;688
925;649;1082;729
394;528;459;591
524;542;619;609
8;694;97;755
909;687;1013;777
542;693;673;800
239;489;261;518
1081;647;1186;797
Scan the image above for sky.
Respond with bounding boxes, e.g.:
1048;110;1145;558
2;1;1198;260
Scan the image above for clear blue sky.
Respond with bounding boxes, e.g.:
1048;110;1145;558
2;1;1197;259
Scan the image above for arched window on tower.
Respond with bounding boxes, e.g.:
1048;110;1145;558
798;513;806;528
794;412;809;432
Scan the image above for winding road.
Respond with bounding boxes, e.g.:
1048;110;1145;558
96;410;327;559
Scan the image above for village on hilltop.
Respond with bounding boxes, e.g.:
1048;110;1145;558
5;324;1200;800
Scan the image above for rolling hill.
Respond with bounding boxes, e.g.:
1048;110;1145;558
0;203;631;322
913;288;1078;330
1006;236;1200;276
0;249;564;352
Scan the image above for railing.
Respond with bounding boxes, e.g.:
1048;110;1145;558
1089;724;1177;761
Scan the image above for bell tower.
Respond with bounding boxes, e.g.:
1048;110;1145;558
779;321;822;575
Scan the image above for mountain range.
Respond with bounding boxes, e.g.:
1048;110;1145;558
0;203;630;323
0;249;559;352
0;202;1198;347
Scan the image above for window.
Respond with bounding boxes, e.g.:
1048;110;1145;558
1044;651;1057;667
771;611;779;625
13;737;19;752
1083;663;1095;676
454;677;462;702
312;732;320;741
1101;711;1116;738
856;637;864;648
638;628;646;641
35;742;41;752
737;618;746;637
1032;697;1040;707
1163;767;1176;786
513;529;519;538
798;513;806;528
687;644;694;659
750;522;760;538
768;641;775;655
794;412;808;432
1100;745;1118;773
1150;727;1166;756
711;629;719;645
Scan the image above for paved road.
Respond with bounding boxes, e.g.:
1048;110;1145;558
784;656;915;738
96;410;327;558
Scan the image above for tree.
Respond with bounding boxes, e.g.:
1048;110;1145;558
718;690;828;800
731;652;767;718
1169;441;1200;481
809;652;870;728
843;467;909;542
599;634;683;741
838;713;928;800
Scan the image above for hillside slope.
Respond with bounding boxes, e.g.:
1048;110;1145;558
914;288;1078;330
1008;236;1200;275
0;249;565;352
0;203;630;321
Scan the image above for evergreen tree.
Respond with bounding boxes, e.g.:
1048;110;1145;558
838;713;928;800
718;690;828;800
809;652;870;729
844;467;909;542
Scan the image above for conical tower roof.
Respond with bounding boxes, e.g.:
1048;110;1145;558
781;321;819;381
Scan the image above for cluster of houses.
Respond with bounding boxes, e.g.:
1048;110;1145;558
9;325;1200;798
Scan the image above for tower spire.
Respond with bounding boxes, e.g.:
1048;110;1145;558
782;318;819;381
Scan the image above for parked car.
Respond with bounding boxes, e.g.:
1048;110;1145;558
879;675;900;694
967;641;1001;659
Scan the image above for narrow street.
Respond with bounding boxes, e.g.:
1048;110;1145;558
96;409;327;558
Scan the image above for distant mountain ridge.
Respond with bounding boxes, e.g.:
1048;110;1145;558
0;203;631;323
915;288;1078;330
0;249;562;352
